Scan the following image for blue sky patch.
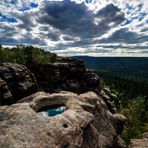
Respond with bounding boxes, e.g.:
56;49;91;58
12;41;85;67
19;2;38;11
11;0;17;4
30;2;38;8
0;12;17;23
85;0;93;4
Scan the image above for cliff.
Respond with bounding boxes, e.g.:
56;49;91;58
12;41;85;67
0;58;127;148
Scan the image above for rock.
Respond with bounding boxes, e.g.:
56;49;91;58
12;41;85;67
0;78;13;105
65;80;81;93
0;63;38;105
103;87;111;95
37;63;61;83
0;91;126;148
129;132;148;148
84;70;100;87
100;89;117;113
113;113;127;135
25;58;119;114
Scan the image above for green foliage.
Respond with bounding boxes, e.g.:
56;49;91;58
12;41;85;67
0;45;57;64
120;96;145;144
94;70;148;144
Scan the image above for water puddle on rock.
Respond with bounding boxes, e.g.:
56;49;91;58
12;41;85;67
38;106;66;117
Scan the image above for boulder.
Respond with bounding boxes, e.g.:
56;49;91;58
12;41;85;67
129;132;148;148
0;63;38;105
100;89;117;113
83;70;100;87
65;80;81;93
0;78;12;105
103;87;111;96
0;91;126;148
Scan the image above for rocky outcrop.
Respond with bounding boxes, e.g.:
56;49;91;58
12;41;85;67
100;88;117;113
129;132;148;148
0;78;13;105
27;58;100;93
0;60;118;113
0;63;38;105
0;91;126;148
27;58;116;113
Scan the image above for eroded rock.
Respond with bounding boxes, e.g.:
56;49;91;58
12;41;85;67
129;132;148;148
0;91;126;148
0;78;12;105
0;63;38;105
26;58;117;113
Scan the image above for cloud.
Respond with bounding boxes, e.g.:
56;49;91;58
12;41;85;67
99;28;148;44
0;0;148;56
37;1;125;38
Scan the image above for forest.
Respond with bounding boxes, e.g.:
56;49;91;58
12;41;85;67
95;70;148;144
0;45;57;64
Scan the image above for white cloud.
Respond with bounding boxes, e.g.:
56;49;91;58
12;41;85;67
0;0;148;56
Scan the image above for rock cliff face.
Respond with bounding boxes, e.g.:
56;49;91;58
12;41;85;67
27;58;100;94
0;58;127;148
27;58;116;113
0;63;37;105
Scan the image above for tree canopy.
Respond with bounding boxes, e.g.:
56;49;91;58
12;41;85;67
0;45;57;64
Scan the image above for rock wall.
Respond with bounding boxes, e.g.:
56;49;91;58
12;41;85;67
27;58;116;113
0;63;38;105
27;58;100;93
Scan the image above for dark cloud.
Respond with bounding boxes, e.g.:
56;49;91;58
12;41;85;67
16;12;36;31
37;1;125;38
0;24;45;46
96;3;124;24
99;28;148;44
0;37;18;45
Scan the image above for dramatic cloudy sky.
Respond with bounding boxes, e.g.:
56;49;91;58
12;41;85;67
0;0;148;56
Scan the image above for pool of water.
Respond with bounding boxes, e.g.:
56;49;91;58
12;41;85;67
38;106;66;117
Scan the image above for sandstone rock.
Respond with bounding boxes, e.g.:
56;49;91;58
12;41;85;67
37;63;61;83
83;70;100;87
129;132;148;148
0;78;12;105
100;89;117;113
0;63;38;105
25;58;119;114
103;87;111;95
65;80;81;93
0;91;126;148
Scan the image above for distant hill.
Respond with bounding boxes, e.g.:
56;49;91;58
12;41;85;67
74;56;148;80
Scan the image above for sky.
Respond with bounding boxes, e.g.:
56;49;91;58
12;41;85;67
0;0;148;57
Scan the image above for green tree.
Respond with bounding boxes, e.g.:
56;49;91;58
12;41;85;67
0;45;57;64
121;96;145;144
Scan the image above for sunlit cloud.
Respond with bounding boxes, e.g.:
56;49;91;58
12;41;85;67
0;0;148;56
